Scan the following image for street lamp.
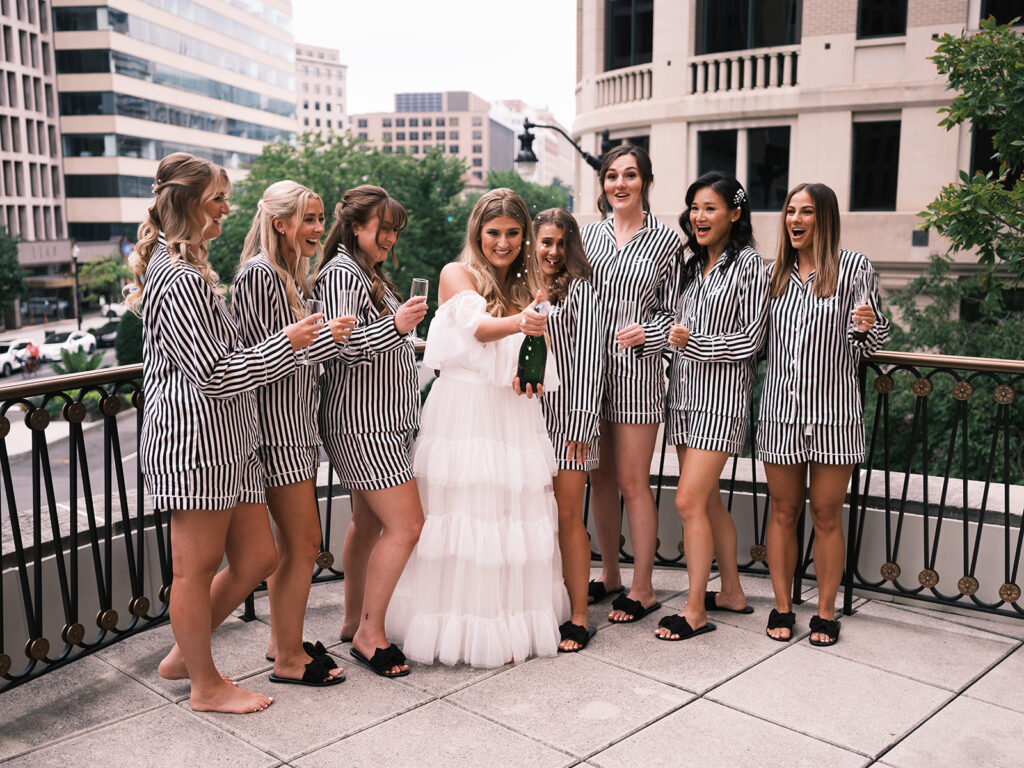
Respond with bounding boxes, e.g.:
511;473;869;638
514;119;613;178
71;241;81;331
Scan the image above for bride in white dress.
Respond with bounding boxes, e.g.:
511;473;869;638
386;188;570;667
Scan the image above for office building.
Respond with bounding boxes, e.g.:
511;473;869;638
296;43;346;136
492;100;575;189
573;0;1016;283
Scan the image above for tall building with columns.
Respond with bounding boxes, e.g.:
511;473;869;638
573;0;1016;285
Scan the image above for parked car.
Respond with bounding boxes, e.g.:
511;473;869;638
0;338;33;376
89;320;120;348
39;330;97;361
99;297;127;318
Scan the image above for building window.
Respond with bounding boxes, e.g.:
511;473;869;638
436;117;445;127
449;117;458;126
409;118;418;127
302;83;308;93
982;0;1024;24
358;118;367;128
851;120;900;210
449;144;459;154
605;0;653;71
396;132;405;141
383;145;392;153
449;130;458;140
472;116;482;126
326;119;332;128
314;102;320;110
326;103;331;112
857;0;907;39
472;130;482;140
423;117;432;126
410;131;419;140
303;117;309;126
396;117;405;127
383;132;392;141
383;118;392;127
472;144;482;153
303;100;309;109
472;171;483;180
325;86;331;96
423;131;432;140
412;145;419;154
472;158;483;167
747;126;790;211
358;131;367;139
696;0;801;54
697;130;737;178
315;118;320;127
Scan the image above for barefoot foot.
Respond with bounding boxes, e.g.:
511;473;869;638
189;681;273;714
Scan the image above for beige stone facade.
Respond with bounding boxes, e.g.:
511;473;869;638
296;42;346;136
573;0;1001;286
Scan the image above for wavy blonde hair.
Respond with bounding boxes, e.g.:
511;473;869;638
458;188;539;317
321;185;407;316
771;182;841;299
125;152;229;315
239;180;323;321
531;207;592;305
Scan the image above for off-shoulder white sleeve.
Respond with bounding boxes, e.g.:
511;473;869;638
422;290;488;370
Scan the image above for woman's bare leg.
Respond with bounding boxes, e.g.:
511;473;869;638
764;462;807;640
587;421;624;598
340;490;382;641
554;468;591;649
807;461;854;642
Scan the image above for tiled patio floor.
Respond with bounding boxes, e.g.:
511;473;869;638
2;569;1023;768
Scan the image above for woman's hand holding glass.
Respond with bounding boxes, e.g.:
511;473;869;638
393;295;429;335
668;324;690;350
669;295;694;351
283;312;325;351
326;315;356;343
850;266;876;333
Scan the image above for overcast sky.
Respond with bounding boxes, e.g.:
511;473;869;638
291;0;577;127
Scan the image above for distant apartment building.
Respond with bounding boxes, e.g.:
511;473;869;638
52;0;298;247
1;0;71;301
296;43;346;136
574;0;1019;285
491;100;575;190
350;91;515;184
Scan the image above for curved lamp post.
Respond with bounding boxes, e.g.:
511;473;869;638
515;119;613;178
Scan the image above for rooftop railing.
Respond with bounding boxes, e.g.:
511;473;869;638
2;349;1021;693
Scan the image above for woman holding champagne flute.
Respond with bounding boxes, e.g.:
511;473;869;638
581;144;683;623
315;185;428;677
233;180;356;686
657;171;767;641
759;182;888;646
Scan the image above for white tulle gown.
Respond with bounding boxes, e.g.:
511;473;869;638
386;290;570;667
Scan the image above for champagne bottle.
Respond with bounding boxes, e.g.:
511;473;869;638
516;301;551;389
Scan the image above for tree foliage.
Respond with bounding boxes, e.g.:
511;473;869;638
115;311;143;366
922;17;1024;292
482;170;572;217
53;347;104;376
0;226;26;312
79;253;131;303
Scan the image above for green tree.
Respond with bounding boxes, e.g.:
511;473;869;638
921;17;1024;294
484;170;572;217
53;347;104;375
0;226;26;318
79;253;131;303
115;311;143;365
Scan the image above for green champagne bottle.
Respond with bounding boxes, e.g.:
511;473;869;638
516;301;551;389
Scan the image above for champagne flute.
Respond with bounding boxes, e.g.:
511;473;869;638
296;298;324;365
849;265;871;332
337;289;358;348
409;278;429;341
614;299;637;357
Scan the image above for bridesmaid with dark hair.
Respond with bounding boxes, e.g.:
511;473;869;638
531;208;603;651
315;185;428;677
656;171;768;641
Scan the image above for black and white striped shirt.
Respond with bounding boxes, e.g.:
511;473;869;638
542;278;603;444
233;254;339;448
582;212;683;364
667;246;769;417
140;237;296;474
759;249;890;426
314;248;419;436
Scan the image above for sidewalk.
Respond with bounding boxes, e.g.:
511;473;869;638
2;569;1022;767
1;310;112;346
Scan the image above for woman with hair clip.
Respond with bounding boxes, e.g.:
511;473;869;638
759;182;888;646
655;171;768;641
581;143;683;624
387;188;568;668
315;185;428;678
531;208;603;652
233;180;355;687
129;153;325;714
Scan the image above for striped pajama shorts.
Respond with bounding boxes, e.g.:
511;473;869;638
665;408;748;455
322;429;415;491
601;373;666;425
257;444;320;488
756;420;865;465
145;451;265;511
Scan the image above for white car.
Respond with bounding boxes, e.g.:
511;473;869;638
99;297;127;318
39;330;97;362
0;338;33;376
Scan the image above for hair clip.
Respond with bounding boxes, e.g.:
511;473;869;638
151;180;161;194
732;188;745;207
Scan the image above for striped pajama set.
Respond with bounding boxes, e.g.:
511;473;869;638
581;213;683;424
542;278;604;471
666;246;769;455
140;238;298;510
314;248;419;491
757;249;890;465
233;254;341;487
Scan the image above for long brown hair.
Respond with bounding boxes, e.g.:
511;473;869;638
531;208;592;304
771;182;841;299
596;143;653;217
239;180;323;321
321;185;407;315
458;188;539;317
125;152;228;315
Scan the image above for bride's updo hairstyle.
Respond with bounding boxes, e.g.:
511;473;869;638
458;188;540;317
321;184;407;316
125;152;229;315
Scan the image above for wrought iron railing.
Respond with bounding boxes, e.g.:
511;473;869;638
2;349;1022;693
